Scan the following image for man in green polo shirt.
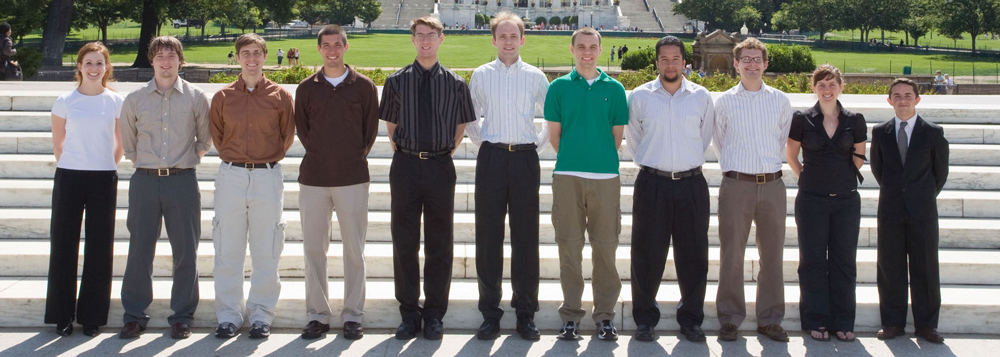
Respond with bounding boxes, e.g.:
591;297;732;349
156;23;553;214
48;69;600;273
544;26;629;342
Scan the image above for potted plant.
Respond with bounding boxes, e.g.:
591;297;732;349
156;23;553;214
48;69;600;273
595;0;599;5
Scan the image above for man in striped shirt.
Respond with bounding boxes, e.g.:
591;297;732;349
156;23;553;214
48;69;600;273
713;38;793;343
379;16;476;341
466;11;548;341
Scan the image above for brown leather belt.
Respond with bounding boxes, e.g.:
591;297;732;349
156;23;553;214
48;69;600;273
641;166;702;180
135;168;195;176
724;171;782;184
225;161;277;169
398;148;451;159
485;142;537;152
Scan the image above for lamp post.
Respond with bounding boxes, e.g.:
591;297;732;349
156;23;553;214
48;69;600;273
590;10;593;29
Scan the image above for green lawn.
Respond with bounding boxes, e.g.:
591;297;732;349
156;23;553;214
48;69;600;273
26;20;235;42
812;29;1000;52
811;49;1000;79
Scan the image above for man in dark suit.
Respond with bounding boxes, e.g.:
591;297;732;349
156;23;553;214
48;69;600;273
870;78;949;344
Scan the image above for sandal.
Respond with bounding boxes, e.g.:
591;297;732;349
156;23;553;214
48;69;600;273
835;331;856;342
809;327;830;341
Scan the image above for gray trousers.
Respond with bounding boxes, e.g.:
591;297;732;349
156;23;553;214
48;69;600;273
121;170;201;327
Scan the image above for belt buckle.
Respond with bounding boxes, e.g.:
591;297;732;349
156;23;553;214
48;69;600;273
671;171;681;180
244;162;254;170
418;152;429;159
755;174;766;184
508;144;515;152
158;168;169;176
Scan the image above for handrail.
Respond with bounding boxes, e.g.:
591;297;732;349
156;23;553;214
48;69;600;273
651;7;664;31
641;0;649;11
395;0;403;25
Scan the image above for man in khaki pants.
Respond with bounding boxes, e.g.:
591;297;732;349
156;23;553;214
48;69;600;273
713;38;793;342
295;25;380;340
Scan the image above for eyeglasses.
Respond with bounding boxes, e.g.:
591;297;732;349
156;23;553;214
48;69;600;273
739;56;765;63
413;33;440;41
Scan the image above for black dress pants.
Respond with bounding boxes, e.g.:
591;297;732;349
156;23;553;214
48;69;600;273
877;210;941;329
475;143;540;320
44;168;118;326
795;190;860;332
390;151;457;323
630;170;710;328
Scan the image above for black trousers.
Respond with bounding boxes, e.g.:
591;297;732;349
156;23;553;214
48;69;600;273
475;143;540;320
877;210;941;329
630;170;709;328
390;151;456;323
44;168;118;326
795;190;860;331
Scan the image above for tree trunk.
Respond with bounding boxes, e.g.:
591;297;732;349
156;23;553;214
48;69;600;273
971;34;977;54
131;0;158;68
101;21;109;43
41;0;75;66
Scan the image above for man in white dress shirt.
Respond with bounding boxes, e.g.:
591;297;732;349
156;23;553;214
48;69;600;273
713;37;793;342
626;36;714;343
466;11;548;341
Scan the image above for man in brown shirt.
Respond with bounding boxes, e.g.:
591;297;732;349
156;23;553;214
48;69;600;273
209;33;295;340
295;25;379;341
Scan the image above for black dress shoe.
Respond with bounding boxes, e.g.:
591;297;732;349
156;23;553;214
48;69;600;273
83;325;101;337
215;322;238;339
516;317;541;341
423;318;444;340
877;326;905;340
343;321;364;340
302;320;330;340
170;323;192;339
395;320;421;340
634;324;655;341
119;321;145;339
915;328;945;344
681;325;707;342
476;318;501;340
55;322;73;336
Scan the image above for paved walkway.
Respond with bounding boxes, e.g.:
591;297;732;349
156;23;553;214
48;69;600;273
0;328;994;356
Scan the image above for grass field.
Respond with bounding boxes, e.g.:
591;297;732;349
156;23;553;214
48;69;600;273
26;20;234;42
812;30;1000;52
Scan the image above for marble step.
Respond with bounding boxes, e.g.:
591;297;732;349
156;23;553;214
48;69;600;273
2;208;999;249
0;277;994;333
2;239;997;286
4;132;1000;166
1;179;997;219
1;156;997;190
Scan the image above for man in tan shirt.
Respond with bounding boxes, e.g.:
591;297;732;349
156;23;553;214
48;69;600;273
209;33;295;340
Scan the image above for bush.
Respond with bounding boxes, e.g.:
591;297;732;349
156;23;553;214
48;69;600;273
767;73;812;93
617;64;657;90
15;47;43;79
765;44;815;73
209;72;238;83
267;65;315;84
356;68;389;85
562;16;571;25
550;16;561;26
687;73;740;91
535;17;547;25
569;16;578;25
620;46;655;70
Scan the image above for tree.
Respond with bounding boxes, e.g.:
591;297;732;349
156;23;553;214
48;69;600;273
900;0;940;46
535;16;547;25
357;0;383;28
41;0;76;66
75;0;134;43
673;0;762;32
840;0;908;43
550;16;561;26
217;0;262;33
0;0;47;43
938;0;1000;53
297;2;331;25
774;0;845;41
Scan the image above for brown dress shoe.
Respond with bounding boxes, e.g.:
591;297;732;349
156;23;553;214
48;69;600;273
877;326;905;340
171;323;192;339
119;321;145;339
915;328;945;344
757;324;790;342
719;323;739;341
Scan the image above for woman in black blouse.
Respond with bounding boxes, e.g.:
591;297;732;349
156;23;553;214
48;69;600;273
787;64;866;342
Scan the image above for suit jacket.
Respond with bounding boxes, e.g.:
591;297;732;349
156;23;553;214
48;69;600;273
870;116;949;219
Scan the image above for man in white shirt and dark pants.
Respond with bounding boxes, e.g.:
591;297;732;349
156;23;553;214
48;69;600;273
466;11;549;341
713;38;793;342
626;36;714;343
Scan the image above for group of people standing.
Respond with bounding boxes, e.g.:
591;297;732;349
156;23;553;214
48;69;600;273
43;13;950;346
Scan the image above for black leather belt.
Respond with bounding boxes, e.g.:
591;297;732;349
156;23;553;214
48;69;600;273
641;166;702;180
225;161;277;169
398;148;451;159
485;141;537;152
135;168;194;176
724;171;783;184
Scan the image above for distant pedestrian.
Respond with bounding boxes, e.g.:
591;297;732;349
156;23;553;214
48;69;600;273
276;48;284;67
611;46;615;62
227;51;235;65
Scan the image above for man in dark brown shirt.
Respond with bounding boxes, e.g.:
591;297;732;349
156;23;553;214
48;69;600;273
294;25;379;341
209;33;295;340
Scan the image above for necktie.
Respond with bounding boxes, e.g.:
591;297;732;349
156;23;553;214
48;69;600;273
418;71;433;152
898;121;908;166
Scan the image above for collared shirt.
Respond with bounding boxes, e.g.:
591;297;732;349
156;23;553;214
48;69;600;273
467;57;550;153
894;113;917;145
379;60;476;152
296;65;380;187
210;74;295;163
789;101;867;194
120;78;212;169
627;76;715;172
544;68;629;175
713;81;793;174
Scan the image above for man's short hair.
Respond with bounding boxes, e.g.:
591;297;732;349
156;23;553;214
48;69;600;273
411;16;444;34
0;23;10;35
733;37;768;61
571;27;601;46
654;35;685;60
490;11;524;38
147;36;185;65
235;33;267;55
317;24;348;46
811;63;843;86
889;77;920;98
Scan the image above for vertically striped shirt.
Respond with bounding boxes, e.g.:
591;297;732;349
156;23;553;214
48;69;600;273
466;57;550;152
713;82;793;174
379;60;476;152
627;77;715;172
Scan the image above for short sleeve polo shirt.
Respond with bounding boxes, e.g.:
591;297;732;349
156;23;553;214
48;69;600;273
543;68;629;174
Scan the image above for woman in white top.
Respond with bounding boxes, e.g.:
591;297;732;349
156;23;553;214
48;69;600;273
44;42;125;337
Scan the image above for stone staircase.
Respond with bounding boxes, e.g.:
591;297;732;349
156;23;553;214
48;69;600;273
618;0;662;32
0;82;999;335
646;0;688;32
